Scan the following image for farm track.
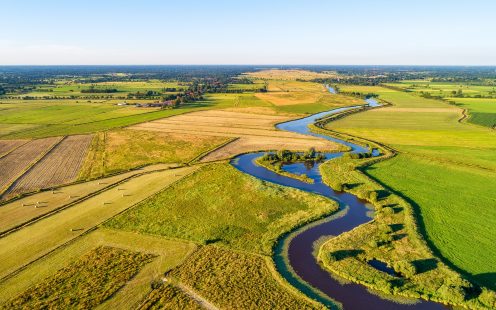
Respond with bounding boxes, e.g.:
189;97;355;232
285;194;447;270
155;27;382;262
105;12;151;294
5;135;93;197
0;137;62;197
163;278;219;310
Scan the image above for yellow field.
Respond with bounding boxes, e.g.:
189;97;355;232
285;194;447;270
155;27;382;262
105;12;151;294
0;166;198;280
0;163;176;235
130;110;340;160
78;129;228;179
244;69;337;81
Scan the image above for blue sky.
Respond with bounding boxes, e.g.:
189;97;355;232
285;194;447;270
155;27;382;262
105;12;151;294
1;0;495;65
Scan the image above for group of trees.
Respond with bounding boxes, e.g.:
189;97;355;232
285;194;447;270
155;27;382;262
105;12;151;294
261;148;325;163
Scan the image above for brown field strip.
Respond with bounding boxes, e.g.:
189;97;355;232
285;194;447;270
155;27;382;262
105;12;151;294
129;109;339;161
0;165;198;281
255;91;324;106
0;163;177;236
0;140;28;158
0;137;62;196
6;135;94;198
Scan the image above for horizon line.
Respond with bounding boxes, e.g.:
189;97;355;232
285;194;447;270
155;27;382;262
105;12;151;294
1;64;496;67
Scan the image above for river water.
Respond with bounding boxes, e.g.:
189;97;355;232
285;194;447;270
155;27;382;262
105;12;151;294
230;97;443;309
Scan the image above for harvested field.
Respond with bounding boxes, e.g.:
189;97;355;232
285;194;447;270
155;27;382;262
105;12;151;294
0;137;62;195
0;163;176;235
0;140;27;158
244;69;336;80
130;110;339;160
6;135;93;197
0;166;198;280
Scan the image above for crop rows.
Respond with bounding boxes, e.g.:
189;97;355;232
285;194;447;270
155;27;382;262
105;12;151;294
6;135;93;197
0;137;61;195
0;140;27;158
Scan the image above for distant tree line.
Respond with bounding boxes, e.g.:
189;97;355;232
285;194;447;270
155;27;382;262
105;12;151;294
81;86;118;93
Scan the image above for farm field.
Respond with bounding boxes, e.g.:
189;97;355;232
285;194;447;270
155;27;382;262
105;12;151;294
167;245;320;309
0;228;196;309
0;137;62;195
0;139;27;157
106;163;338;255
5;134;93;198
326;86;496;290
0;165;197;280
1;65;495;309
3;246;155;309
0;163;175;235
244;69;337;80
78;129;228;179
130;110;341;160
0;101;202;139
254;80;362;114
7;80;186;99
384;80;496;128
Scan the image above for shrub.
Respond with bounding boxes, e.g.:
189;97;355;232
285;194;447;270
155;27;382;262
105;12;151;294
368;190;378;202
393;260;417;278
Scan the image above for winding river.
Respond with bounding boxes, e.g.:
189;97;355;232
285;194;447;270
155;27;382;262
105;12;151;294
231;97;443;309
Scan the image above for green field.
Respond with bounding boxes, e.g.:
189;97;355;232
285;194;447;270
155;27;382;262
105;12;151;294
106;163;337;255
11;80;187;98
0;101;212;139
326;86;496;290
384;80;496;128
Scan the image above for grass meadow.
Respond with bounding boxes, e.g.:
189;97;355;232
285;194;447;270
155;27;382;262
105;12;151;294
15;80;186;98
326;86;496;291
384;80;496;128
0;228;196;309
138;283;203;310
2;246;155;309
168;245;322;309
106;163;338;255
78;129;228;179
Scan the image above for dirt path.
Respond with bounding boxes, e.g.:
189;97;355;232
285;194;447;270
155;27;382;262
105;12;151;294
163;278;219;310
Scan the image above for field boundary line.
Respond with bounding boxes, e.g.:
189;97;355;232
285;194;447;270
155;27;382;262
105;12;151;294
0;140;30;160
188;137;239;164
0;136;65;198
0;166;198;283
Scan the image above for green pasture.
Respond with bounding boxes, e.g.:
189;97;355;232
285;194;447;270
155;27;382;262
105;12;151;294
16;80;186;98
385;81;496;128
326;86;496;290
106;163;337;255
